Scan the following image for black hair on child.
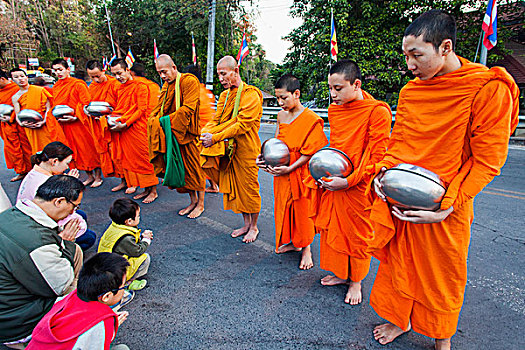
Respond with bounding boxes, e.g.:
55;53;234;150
109;198;140;225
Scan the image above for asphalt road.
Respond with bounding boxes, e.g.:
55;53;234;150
0;125;523;350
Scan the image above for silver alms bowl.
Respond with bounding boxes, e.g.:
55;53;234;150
86;101;113;117
308;147;354;181
0;104;14;117
261;138;290;167
52;105;75;118
107;115;121;128
18;109;44;123
380;163;446;211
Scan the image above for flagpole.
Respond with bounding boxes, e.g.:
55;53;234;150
474;30;483;63
103;0;116;56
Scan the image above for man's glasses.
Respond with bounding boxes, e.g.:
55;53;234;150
65;198;81;211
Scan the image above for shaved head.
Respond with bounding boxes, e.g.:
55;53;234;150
217;56;237;70
156;54;178;83
217;56;241;89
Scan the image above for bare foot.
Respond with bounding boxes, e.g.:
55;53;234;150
133;190;149;200
231;227;249;238
435;339;451;350
10;173;26;182
82;176;95;186
242;228;259;243
111;182;127;192
320;275;348;286
125;186;137;194
142;191;158;204
90;179;103;188
344;280;362;305
299;248;314;270
373;323;410;345
187;205;204;219
205;186;219;193
276;243;301;254
179;203;197;216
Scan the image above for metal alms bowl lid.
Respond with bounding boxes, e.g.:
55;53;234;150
52;105;75;118
308;147;354;181
107;114;122;127
86;101;113;117
261;138;290;167
18;109;44;122
0;104;14;116
380;163;446;211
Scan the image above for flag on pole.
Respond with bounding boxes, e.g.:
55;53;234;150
191;32;197;65
236;32;249;66
154;39;159;62
102;56;107;71
108;54;116;70
482;0;497;50
125;48;135;68
330;10;338;61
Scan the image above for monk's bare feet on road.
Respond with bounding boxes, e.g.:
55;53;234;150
187;205;204;219
242;228;259;243
276;243;301;254
435;338;451;350
111;182;127;192
91;179;103;188
205;185;219;193
373;323;410;345
321;275;348;286
10;173;26;182
231;226;249;238
179;203;197;216
299;246;314;270
142;191;158;204
345;280;363;305
82;176;95;186
133;190;149;200
125;186;137;194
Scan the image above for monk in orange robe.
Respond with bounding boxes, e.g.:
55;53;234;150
51;58;100;186
183;64;219;193
200;56;262;243
130;63;160;112
10;68;67;155
305;60;391;304
0;69;32;181
369;11;520;350
149;55;206;218
85;60;121;185
110;58;158;203
256;74;327;269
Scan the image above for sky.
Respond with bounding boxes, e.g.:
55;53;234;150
248;0;303;64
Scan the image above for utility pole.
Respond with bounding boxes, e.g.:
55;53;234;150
104;0;116;56
205;0;216;91
480;45;488;66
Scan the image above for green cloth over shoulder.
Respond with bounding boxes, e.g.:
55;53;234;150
159;115;185;188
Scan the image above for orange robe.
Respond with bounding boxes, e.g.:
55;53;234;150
368;57;520;339
274;108;327;251
200;82;262;213
307;92;391;282
135;77;160;113
148;73;206;192
0;82;31;174
113;79;158;188
199;84;214;129
17;85;67;153
88;75;120;176
52;77;99;170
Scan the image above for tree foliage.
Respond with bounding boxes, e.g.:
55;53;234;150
279;0;517;107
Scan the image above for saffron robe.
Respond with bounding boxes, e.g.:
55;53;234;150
201;83;263;214
17;86;67;153
113;79;157;188
88;75;120;176
148;73;206;192
307;92;391;282
199;84;215;129
368;57;520;339
0;83;31;174
135;77;160;114
274;108;327;251
52;77;99;170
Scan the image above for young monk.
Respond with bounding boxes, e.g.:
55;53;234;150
148;55;206;218
369;10;519;350
256;74;327;269
110;59;158;203
85;60;121;186
184;64;219;193
200;56;263;243
0;69;32;181
10;68;68;154
306;60;391;304
51;58;100;186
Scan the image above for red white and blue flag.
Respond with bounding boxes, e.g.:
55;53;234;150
330;10;338;62
191;33;197;65
236;32;249;66
482;0;497;50
154;39;159;62
102;56;107;70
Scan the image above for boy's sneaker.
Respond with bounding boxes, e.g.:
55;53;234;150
111;290;135;312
